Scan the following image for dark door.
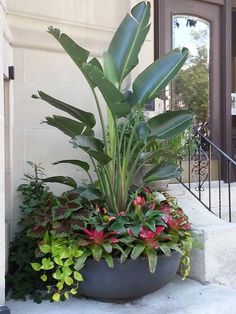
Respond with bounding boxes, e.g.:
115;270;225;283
154;0;228;149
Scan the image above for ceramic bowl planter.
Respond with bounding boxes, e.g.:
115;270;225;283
78;251;181;301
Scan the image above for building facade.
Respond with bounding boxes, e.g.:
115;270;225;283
0;0;234;311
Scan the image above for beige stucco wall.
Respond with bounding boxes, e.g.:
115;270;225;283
0;0;12;305
6;0;154;235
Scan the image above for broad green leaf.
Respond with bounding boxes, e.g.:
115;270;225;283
52;292;61;302
132;48;188;105
39;244;51;254
147;220;156;232
143;162;182;183
166;242;183;254
48;26;89;64
64;275;73;286
83;63;131;118
74;135;112;165
130;224;141;237
42;176;77;188
41;258;54;270
33;91;95;128
148;110;193;139
131;244;145;260
74;271;83;282
106;2;150;82
73;248;84;258
102;242;113;253
104;253;114;268
64;258;73;267
146;248;157;273
31;262;41;271
160;244;172;256
62;266;72;276
110;220;126;234
45;115;85;138
80;186;102;201
48;26;97;87
103;51;119;85
53;159;90;172
91;245;102;261
75;252;91;270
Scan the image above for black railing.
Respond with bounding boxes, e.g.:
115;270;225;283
177;130;236;223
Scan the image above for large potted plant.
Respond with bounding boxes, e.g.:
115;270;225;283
29;1;198;302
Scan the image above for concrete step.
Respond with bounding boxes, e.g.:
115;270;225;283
6;276;236;314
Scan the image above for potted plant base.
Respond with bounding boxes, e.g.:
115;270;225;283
78;252;180;301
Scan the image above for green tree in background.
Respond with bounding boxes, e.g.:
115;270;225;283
173;29;209;126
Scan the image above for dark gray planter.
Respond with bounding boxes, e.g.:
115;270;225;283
78;251;180;302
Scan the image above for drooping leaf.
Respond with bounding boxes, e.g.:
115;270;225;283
143;162;182;183
104;253;114;268
74;135;112;165
33;91;96;128
42;176;77;188
148;110;193;139
132;48;189;105
102;242;113;253
83;63;131;117
80;186;102;201
44;115;87;138
48;27;105;89
146;248;157;273
160;244;172;256
75;252;91;271
53;159;90;172
48;26;89;64
106;1;151;82
91;245;102;261
131;244;145;260
74;271;83;282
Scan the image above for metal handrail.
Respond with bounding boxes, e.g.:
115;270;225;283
177;130;236;223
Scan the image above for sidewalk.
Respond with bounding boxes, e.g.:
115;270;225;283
6;276;236;314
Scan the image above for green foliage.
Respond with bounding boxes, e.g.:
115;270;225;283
6;232;50;303
173;33;209;125
17;162;48;226
32;1;193;214
32;234;84;301
9;2;201;303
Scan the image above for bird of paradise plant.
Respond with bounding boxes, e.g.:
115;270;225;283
28;1;200;302
32;1;193;215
